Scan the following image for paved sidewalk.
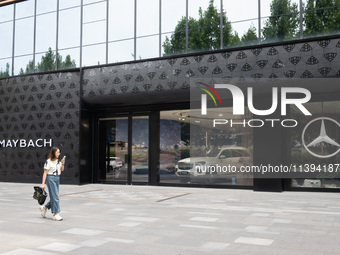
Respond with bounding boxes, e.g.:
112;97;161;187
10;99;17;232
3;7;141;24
0;182;340;255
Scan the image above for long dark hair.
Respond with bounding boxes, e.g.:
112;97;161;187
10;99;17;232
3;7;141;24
48;147;60;161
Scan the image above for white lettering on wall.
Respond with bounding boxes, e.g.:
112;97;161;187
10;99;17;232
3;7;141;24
0;139;53;148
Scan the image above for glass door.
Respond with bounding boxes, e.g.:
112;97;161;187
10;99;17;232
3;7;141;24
131;115;149;183
98;114;149;184
98;117;129;183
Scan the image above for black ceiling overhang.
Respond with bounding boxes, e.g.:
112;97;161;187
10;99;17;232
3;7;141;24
83;88;190;108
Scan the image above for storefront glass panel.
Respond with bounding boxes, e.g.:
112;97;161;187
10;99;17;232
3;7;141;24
160;110;190;184
160;109;253;186
99;118;128;183
290;101;340;189
131;116;149;183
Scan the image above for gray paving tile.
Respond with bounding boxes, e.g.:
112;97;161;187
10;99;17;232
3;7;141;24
0;249;57;255
62;228;105;236
234;237;275;246
39;243;81;252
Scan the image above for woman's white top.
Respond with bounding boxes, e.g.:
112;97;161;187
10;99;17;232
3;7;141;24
44;159;61;176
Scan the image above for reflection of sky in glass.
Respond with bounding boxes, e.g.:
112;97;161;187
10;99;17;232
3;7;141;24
59;8;81;49
37;0;56;14
162;0;186;33
115;119;128;143
13;55;32;74
108;40;134;63
0;22;13;58
132;119;149;146
0;5;13;22
109;0;134;41
137;0;159;36
137;36;159;60
14;17;34;56
36;13;56;53
59;0;80;10
160;119;181;150
83;1;106;23
15;0;34;19
82;44;105;66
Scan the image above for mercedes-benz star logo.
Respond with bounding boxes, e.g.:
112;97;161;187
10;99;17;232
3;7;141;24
302;117;340;158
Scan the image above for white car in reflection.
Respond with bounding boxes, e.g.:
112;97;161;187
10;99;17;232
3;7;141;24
109;157;123;170
175;146;251;183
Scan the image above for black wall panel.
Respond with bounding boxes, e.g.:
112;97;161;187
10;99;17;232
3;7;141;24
0;71;81;184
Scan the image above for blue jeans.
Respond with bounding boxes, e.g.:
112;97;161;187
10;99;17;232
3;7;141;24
45;175;60;214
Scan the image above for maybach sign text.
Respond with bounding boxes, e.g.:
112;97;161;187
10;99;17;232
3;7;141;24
0;139;53;148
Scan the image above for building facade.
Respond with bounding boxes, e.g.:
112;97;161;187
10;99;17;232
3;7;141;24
1;0;340;191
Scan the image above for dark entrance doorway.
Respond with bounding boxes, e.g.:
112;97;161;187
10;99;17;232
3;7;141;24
98;114;150;184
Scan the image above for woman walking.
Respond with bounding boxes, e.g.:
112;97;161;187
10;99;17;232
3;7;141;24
40;147;66;221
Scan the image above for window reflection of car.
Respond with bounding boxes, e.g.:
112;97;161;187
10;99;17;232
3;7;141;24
175;146;251;183
109;157;123;170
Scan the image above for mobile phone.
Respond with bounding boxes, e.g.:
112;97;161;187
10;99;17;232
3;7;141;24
62;156;66;160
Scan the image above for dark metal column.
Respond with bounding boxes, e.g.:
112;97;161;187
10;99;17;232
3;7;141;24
149;111;160;185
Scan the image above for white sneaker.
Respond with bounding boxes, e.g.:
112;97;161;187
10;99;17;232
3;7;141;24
39;206;47;218
52;214;63;221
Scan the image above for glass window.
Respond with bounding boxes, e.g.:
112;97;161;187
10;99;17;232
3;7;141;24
36;13;57;53
160;108;254;186
261;0;272;18
37;0;57;14
132;116;149;183
231;20;259;47
83;1;106;23
82;44;106;67
83;0;103;4
83;2;106;46
35;50;57;72
14;17;34;56
223;0;258;22
15;0;35;19
0;4;13;22
58;48;79;69
188;0;221;52
0;59;11;77
303;0;340;37
261;0;300;42
0;22;13;59
59;0;81;10
59;7;81;49
98;118;129;183
161;0;186;56
160;110;190;184
137;0;159;37
14;55;33;75
162;0;186;34
108;39;134;63
188;0;210;20
108;0;134;41
136;35;159;60
83;20;106;45
188;107;254;186
223;0;259;47
290;101;340;189
161;31;186;56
